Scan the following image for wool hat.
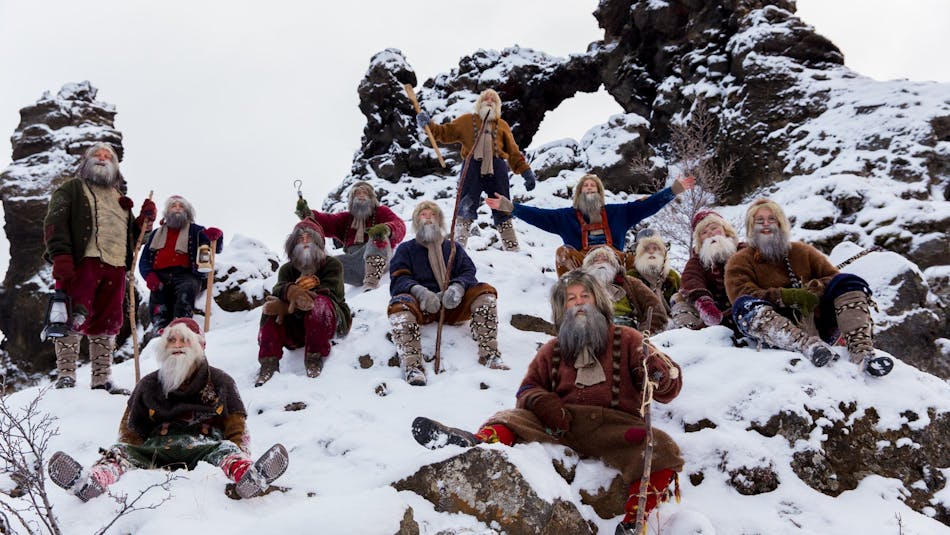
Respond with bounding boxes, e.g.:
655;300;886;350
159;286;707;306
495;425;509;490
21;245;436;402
634;228;667;257
412;200;445;231
164;194;196;223
285;218;326;258
744;198;791;237
691;210;738;253
164;317;205;347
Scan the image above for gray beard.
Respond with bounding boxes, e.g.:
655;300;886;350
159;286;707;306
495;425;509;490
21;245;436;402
164;211;189;229
415;222;443;245
699;236;738;269
291;243;324;275
349;198;374;221
585;263;617;287
576;192;603;219
80;158;118;187
558;304;609;363
157;348;203;396
752;226;790;264
634;254;665;279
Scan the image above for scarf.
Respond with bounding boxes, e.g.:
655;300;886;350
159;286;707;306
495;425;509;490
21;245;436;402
425;241;448;292
473;117;495;175
574;346;606;387
149;223;191;254
350;216;367;245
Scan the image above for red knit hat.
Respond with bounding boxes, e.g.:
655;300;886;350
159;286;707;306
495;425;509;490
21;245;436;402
165;317;205;347
691;209;721;232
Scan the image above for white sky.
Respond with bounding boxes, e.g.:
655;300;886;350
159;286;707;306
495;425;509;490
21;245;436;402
0;0;948;259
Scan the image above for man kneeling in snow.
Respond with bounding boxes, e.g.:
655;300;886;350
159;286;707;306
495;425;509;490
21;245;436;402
411;271;684;532
48;318;289;501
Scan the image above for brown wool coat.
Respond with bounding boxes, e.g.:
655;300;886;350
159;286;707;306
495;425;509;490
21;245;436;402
681;243;747;310
484;325;684;483
619;275;668;333
427;113;530;174
725;241;838;305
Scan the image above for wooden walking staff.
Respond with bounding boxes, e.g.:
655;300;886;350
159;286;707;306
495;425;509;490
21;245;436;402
403;84;446;168
203;239;218;332
128;190;154;383
632;307;656;535
432;109;493;373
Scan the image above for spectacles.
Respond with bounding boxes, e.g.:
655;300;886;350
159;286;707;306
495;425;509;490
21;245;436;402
753;217;778;226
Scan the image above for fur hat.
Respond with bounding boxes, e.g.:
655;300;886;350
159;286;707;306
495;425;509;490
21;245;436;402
164;317;205;347
411;200;445;231
581;246;621;271
164;195;196;223
573;174;605;207
744;198;791;237
634;228;667;258
691;210;737;253
285;218;326;258
347;181;378;206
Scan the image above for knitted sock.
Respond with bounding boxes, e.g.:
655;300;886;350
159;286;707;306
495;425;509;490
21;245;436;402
622;468;677;523
474;424;515;446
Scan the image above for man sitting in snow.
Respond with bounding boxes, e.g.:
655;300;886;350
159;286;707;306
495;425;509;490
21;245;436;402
725;198;894;376
387;200;508;386
485;173;695;275
671;209;744;332
416;88;536;251
48;318;289;501
411;270;684;532
627;228;680;317
295;180;405;290
581;245;668;334
256;219;352;386
138;194;223;336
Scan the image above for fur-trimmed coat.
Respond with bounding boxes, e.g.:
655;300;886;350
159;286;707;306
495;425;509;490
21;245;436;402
310;205;406;250
725;241;838;305
389;239;479;296
616;275;668;333
427;114;529;174
272;258;352;335
138;223;223;279
681;243;747;311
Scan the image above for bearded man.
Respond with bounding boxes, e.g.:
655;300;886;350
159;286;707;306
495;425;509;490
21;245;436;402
47;318;289;501
416;88;536;251
138;195;223;334
672;210;744;331
387;201;507;386
411;271;684;533
296;181;405;289
256;219;351;386
725;198;894;376
582;246;668;334
486;173;696;275
43;143;157;393
628;228;680;315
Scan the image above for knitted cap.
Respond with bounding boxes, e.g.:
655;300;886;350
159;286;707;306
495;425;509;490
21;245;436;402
691;210;738;253
164;317;205;347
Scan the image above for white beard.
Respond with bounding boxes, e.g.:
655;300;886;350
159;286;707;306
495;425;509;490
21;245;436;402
478;104;497;122
415;222;443;245
634;254;665;279
585;263;617;286
157;345;204;396
751;225;790;264
81;158;119;187
291;242;324;275
698;235;738;269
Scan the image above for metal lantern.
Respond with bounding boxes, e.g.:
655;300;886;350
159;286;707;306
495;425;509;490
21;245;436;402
196;244;213;273
41;289;71;341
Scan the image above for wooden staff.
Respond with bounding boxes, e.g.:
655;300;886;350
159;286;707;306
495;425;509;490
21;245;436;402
203;239;218;333
835;245;881;269
128;190;154;383
633;307;656;534
403;84;446;168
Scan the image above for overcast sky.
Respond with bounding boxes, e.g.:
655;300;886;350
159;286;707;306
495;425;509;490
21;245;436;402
1;0;947;258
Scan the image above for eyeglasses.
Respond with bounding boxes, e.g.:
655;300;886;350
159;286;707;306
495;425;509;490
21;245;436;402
753;217;778;226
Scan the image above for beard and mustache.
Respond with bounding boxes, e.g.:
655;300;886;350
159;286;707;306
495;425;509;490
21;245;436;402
698;235;739;269
575;191;604;219
291;241;325;275
157;341;205;396
558;303;609;363
478;103;498;122
751;224;790;264
349;197;375;221
634;252;665;279
164;211;189;229
585;262;618;287
414;220;443;245
80;157;119;187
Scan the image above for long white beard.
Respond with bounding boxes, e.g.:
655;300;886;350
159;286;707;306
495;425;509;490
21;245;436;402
752;226;790;264
575;192;603;219
478;104;497;122
292;243;324;275
635;254;665;279
699;236;738;269
585;263;617;286
415;222;443;245
157;346;204;396
558;304;609;363
81;158;119;187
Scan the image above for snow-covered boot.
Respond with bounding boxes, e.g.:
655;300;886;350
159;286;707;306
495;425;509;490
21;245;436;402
53;333;81;388
235;444;289;499
834;290;893;376
455;218;474;248
411;417;478;449
469;295;509;370
390;311;427;385
304;353;324;378
747;305;834;367
255;357;280;387
362;254;387;290
49;449;127;502
495;219;519;252
88;335;129;395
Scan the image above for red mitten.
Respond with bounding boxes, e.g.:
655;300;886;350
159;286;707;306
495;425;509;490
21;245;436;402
52;255;76;288
135;198;157;228
202;227;223;242
531;392;572;435
694;296;723;326
145;272;162;291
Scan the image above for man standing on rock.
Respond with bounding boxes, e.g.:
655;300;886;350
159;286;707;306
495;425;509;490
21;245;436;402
138;194;223;337
726;198;894;376
43;143;156;394
412;270;684;532
296;181;405;290
416;88;537;251
387;201;508;386
486;173;695;275
48;318;289;501
255;219;351;386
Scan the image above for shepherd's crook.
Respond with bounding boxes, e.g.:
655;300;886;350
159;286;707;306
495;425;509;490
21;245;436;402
403;84;446;168
129;190;154;383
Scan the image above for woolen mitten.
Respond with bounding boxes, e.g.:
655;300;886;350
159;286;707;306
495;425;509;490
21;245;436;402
441;283;464;310
202;227;223;242
367;223;390;240
285;284;315;313
145;272;162;291
531;392;572;435
415;111;431;129
295;275;320;290
694;296;723;326
262;296;289;324
51;255;76;288
780;288;819;317
410;285;441;314
295;197;311;221
522;169;537;191
134;198;157;229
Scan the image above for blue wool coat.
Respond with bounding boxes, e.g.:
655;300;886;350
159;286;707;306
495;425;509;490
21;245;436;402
389;239;478;296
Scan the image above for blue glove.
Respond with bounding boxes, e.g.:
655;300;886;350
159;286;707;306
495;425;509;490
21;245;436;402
442;283;465;310
415;112;431;130
522;169;536;191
